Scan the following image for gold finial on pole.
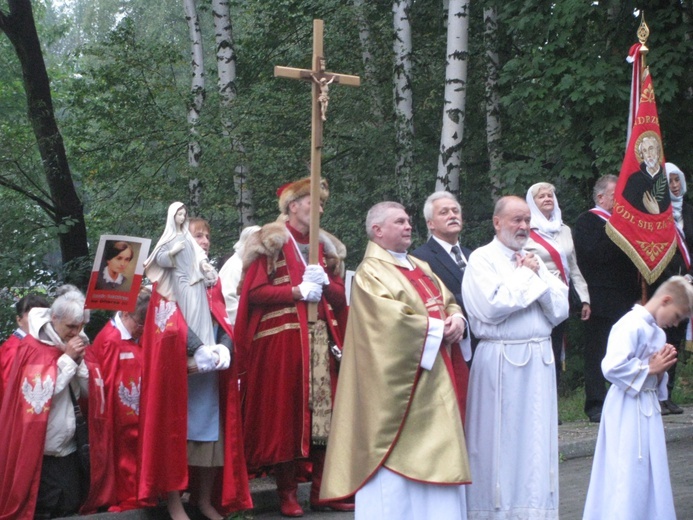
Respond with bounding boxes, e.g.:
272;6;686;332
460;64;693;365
637;12;650;53
637;12;649;72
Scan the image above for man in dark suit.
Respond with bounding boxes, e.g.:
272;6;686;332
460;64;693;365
411;191;472;318
574;175;641;423
411;191;473;409
412;191;472;311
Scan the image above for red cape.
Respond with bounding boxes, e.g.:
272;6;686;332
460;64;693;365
82;320;151;513
137;282;252;513
208;281;253;511
0;332;23;400
0;336;62;520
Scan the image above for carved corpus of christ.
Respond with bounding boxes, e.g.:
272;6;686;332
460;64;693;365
312;58;336;121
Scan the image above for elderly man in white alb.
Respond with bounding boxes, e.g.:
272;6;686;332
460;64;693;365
462;196;568;520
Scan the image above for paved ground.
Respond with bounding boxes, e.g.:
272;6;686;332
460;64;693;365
61;406;693;519
250;438;693;520
559;437;693;519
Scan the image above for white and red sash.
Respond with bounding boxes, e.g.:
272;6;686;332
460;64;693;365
529;230;569;285
589;207;611;222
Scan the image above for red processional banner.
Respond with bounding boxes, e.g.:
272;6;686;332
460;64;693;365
605;43;676;284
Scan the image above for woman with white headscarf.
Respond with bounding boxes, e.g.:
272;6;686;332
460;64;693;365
657;163;693;415
525;182;591;394
667;163;692;240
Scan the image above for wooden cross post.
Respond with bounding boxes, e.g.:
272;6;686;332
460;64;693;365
275;19;360;322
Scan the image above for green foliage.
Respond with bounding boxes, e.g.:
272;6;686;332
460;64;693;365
488;0;693;204
63;18;190;235
558;385;587;424
2;0;693;292
228;0;403;265
494;1;627;194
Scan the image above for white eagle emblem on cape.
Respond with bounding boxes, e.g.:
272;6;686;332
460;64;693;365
118;378;141;415
22;374;54;414
155;300;177;332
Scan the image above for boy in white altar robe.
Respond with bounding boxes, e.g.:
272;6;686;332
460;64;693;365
583;275;693;520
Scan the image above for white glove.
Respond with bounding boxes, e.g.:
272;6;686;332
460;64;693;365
193;345;219;373
303;264;329;286
211;344;231;371
298;281;323;302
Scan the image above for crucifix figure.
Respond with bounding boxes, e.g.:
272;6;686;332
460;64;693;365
314;76;335;121
274;19;360;321
311;58;336;121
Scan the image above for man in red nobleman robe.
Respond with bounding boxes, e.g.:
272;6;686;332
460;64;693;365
234;176;353;517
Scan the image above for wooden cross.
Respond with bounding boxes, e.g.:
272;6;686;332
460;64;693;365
275;19;360;321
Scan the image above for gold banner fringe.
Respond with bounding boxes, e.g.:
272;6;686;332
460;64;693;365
605;222;677;285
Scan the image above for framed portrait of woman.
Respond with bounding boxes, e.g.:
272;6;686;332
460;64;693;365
86;235;151;312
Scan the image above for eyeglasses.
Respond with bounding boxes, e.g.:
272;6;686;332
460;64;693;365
127;315;145;330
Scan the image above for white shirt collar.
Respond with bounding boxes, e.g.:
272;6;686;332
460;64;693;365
387;250;414;270
431;234;461;254
101;266;124;285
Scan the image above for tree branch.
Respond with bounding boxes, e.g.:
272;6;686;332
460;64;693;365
5;156;53;201
0;173;56;218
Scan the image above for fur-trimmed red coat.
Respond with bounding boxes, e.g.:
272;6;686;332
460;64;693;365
234;222;347;468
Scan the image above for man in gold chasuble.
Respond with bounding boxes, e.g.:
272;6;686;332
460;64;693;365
321;201;471;520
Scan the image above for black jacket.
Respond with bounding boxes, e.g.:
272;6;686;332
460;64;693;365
411;237;472;310
573;210;641;321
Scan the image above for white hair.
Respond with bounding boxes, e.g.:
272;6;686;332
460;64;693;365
51;285;89;324
422;191;460;222
592;174;618;205
234;225;261;253
366;201;405;239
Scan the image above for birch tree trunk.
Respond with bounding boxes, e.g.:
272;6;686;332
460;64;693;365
483;6;503;199
392;0;414;204
436;0;469;194
213;0;255;226
184;0;205;212
353;0;383;117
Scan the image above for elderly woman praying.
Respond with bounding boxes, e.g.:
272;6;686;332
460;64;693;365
524;182;591;392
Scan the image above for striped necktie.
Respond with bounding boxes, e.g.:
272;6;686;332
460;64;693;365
451;245;466;270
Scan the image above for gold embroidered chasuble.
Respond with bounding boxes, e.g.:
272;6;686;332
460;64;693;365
321;241;471;500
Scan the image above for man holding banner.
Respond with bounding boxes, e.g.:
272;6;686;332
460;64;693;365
575;176;641;422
